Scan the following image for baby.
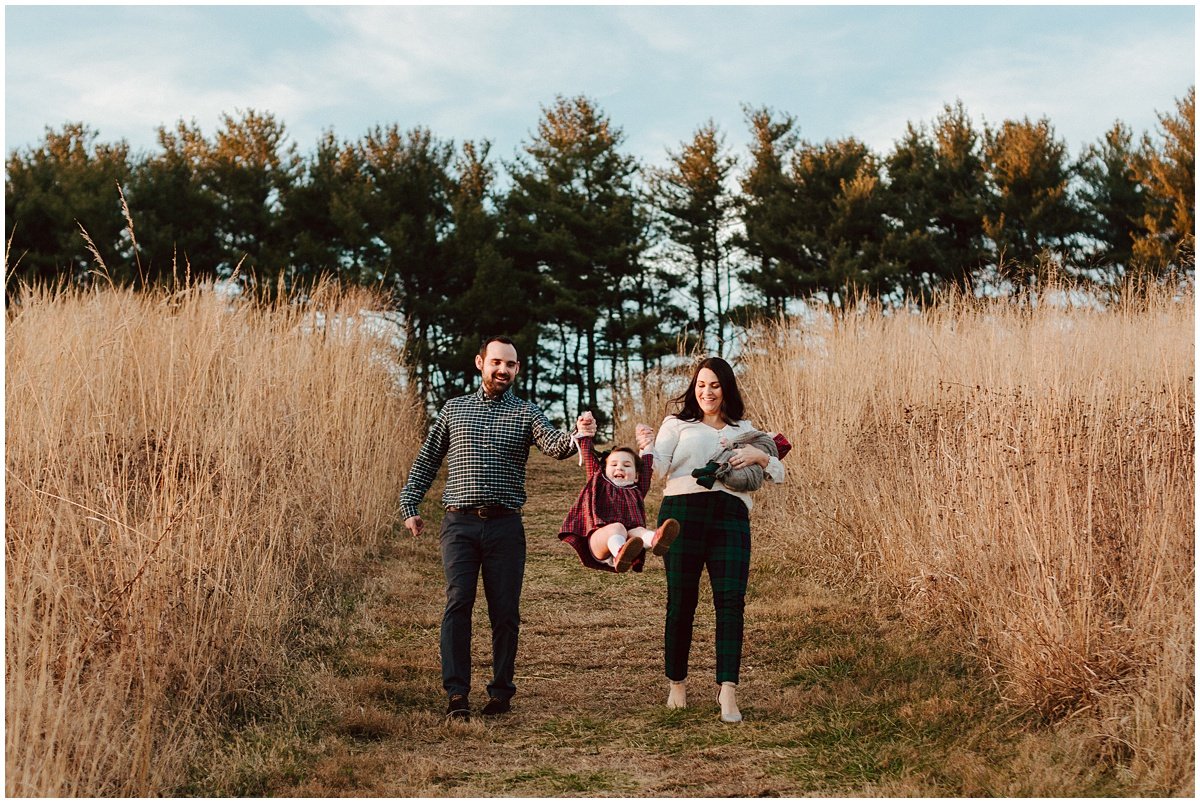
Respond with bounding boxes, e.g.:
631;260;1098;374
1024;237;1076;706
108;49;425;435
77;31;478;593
691;431;793;491
558;413;680;573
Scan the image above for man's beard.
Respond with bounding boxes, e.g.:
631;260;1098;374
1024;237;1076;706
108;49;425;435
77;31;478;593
483;373;512;397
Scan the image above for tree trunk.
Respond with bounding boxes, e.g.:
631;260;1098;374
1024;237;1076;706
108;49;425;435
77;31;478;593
585;326;598;418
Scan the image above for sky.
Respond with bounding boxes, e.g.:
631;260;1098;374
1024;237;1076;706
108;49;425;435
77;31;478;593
3;3;1196;171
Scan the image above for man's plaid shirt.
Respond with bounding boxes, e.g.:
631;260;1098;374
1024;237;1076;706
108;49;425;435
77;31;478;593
399;386;578;520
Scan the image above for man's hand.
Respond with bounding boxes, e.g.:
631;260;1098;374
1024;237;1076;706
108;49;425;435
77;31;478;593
577;411;597;437
404;515;424;537
635;423;655;451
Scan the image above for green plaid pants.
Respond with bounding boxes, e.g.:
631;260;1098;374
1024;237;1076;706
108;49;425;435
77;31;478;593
658;491;751;685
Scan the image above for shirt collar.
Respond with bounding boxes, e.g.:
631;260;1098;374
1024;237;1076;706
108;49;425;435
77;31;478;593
477;385;514;403
603;475;636;489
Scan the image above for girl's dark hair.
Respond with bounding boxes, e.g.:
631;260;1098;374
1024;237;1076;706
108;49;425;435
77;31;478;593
599;446;643;476
671;356;744;425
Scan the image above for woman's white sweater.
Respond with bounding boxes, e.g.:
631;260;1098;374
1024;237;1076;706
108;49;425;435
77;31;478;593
643;415;785;512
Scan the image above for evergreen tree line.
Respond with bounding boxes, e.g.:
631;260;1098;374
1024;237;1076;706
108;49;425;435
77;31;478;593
5;90;1195;421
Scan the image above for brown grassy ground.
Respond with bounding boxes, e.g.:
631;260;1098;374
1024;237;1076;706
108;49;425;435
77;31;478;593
11;278;1184;795
184;451;1142;797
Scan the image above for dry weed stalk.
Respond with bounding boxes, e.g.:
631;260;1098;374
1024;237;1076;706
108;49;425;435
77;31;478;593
737;284;1193;792
5;279;423;795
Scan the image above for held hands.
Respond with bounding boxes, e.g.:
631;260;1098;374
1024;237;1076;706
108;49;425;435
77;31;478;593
404;515;424;537
574;413;653;449
635;423;655;452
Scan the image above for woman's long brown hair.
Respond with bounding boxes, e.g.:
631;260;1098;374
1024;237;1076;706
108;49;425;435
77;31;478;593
671;356;745;425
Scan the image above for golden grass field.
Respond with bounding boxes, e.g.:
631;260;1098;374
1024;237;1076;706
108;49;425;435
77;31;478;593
5;281;424;794
5;277;1194;795
733;284;1195;792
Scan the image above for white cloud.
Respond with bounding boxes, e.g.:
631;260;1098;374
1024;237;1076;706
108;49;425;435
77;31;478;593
4;4;1193;169
844;26;1194;156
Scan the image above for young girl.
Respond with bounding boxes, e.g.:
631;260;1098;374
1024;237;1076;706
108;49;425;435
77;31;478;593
558;415;680;574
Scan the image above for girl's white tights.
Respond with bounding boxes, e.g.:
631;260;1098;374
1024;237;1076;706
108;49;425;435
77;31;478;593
606;533;627;558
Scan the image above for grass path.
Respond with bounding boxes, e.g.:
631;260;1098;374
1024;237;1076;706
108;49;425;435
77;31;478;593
188;451;1127;796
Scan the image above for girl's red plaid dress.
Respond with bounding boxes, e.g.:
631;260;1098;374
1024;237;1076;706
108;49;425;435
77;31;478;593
557;435;654;573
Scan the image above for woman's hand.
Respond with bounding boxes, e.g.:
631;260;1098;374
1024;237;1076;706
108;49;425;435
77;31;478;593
635;423;655;451
730;444;770;469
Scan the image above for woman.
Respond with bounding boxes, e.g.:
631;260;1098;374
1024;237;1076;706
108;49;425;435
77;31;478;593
637;356;784;723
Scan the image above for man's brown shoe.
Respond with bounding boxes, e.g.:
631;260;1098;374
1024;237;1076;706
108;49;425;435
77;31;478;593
482;697;512;716
446;694;470;721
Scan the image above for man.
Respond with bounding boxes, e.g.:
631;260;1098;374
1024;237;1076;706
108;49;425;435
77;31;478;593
400;336;596;721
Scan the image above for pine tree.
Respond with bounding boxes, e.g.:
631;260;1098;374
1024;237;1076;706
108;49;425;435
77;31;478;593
125;120;224;284
351;124;456;401
503;95;648;426
788;136;892;306
735;106;800;316
440;140;530;399
649;120;738;353
205;109;301;280
982;116;1083;283
884;101;989;297
277;130;366;287
1075;121;1148;279
1132;87;1195;275
5;123;132;288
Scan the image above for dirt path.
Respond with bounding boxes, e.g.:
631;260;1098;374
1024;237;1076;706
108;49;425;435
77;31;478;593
195;451;1125;797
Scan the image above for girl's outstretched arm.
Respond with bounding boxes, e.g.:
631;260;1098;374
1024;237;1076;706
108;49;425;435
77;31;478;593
577;435;601;479
637;452;654;496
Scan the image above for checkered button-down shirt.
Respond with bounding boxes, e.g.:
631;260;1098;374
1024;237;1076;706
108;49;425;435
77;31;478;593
399;387;578;520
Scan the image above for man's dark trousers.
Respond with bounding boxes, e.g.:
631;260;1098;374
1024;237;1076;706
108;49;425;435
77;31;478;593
439;511;526;701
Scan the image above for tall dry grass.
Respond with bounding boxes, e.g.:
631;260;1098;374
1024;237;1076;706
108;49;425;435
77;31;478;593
734;285;1194;793
5;280;423;795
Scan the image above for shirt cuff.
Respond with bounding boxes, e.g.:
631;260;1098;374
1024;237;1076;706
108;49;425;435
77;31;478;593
400;503;420;520
765;455;785;483
572;432;591;465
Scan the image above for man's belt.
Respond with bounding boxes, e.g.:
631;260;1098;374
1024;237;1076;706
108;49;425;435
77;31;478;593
446;505;522;519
